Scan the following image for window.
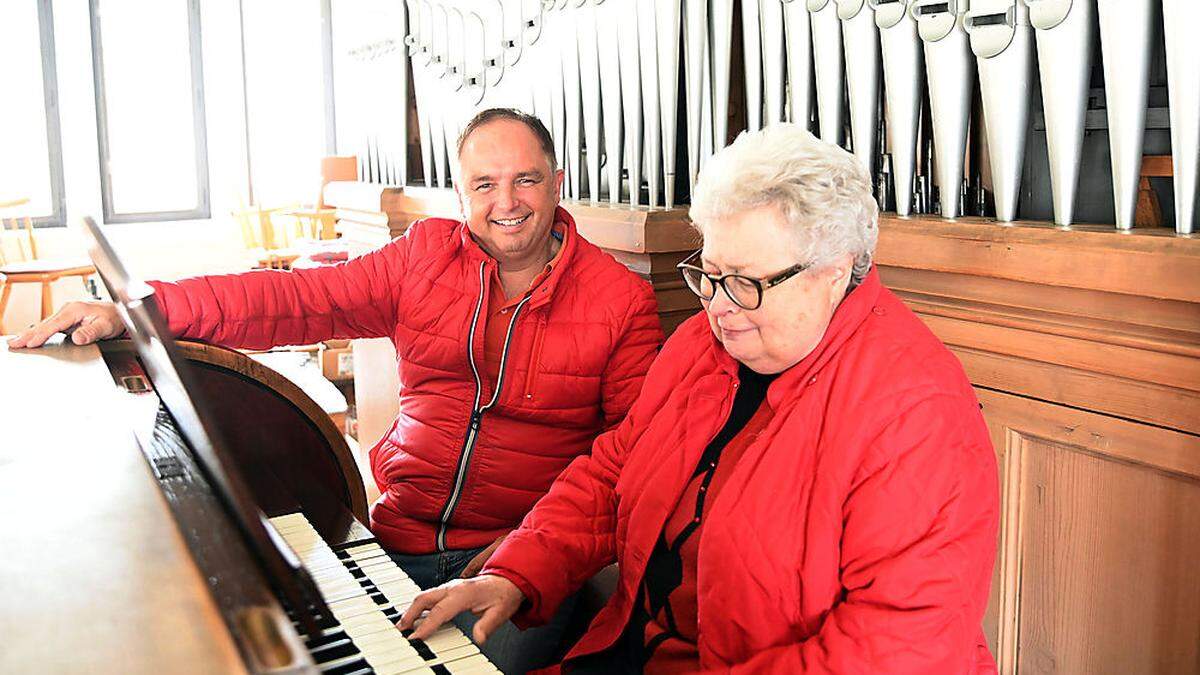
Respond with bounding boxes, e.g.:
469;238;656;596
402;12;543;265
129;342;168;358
0;0;67;227
90;0;210;222
240;0;335;206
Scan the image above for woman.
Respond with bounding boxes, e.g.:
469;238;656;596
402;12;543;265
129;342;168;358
400;124;999;673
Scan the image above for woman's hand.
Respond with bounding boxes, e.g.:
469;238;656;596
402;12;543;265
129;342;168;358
397;574;525;644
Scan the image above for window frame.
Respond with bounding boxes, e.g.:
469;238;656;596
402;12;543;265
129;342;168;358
30;0;68;228
89;0;211;224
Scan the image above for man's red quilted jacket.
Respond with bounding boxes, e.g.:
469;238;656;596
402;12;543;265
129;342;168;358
147;207;663;554
484;269;1000;673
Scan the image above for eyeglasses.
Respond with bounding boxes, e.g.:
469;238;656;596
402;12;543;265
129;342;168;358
676;249;811;311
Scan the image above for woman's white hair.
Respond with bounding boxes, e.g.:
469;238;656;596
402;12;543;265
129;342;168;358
688;123;879;285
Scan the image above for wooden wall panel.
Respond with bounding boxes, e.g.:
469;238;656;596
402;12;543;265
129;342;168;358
878;214;1200;675
981;389;1200;675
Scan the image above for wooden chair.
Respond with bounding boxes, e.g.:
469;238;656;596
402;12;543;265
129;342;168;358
0;198;96;333
232;205;300;270
1135;155;1173;228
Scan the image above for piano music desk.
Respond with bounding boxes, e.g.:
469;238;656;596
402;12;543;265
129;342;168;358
0;338;247;674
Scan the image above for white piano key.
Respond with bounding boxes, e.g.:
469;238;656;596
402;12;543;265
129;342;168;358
711;0;735;151
783;0;815;129
577;1;604;202
967;0;1033;222
617;0;644;205
761;0;787;127
808;0;846;145
1025;0;1094;226
596;0;625;204
742;0;765;132
871;0;923;216
837;0;880;172
912;0;973;219
1164;0;1199;234
684;0;708;188
363;641;428;672
1097;0;1157;230
657;0;682;208
441;655;502;674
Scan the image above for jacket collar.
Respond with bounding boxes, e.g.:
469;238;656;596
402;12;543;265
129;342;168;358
456;206;580;310
705;266;883;409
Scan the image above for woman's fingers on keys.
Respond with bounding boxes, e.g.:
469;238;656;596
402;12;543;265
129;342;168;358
397;587;446;631
409;592;468;641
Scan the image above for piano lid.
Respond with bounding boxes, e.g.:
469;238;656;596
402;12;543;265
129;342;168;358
76;216;331;636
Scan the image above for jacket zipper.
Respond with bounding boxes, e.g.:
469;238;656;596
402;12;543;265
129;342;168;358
435;262;534;551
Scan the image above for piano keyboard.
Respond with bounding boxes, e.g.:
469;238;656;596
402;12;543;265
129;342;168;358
269;513;499;675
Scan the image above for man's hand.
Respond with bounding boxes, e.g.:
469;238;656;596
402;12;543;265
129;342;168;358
7;301;125;349
397;575;524;644
460;534;507;579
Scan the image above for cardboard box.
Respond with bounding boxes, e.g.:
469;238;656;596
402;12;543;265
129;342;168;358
321;343;354;382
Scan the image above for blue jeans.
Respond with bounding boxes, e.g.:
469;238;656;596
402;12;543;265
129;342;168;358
390;545;578;674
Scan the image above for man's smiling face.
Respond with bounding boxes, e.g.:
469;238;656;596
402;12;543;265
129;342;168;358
456;118;564;267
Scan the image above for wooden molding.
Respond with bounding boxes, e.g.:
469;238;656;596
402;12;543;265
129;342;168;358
877;217;1200;433
876;215;1200;303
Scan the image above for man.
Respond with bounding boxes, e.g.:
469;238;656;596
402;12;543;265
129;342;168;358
9;108;663;672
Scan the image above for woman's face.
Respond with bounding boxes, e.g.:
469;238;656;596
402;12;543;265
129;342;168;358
699;204;853;375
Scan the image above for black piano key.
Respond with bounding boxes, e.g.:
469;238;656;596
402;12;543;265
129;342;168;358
305;629;350;651
406;636;438;662
310;636;359;663
319;657;373;675
382;608;402;623
430;665;452;675
370;592;389;606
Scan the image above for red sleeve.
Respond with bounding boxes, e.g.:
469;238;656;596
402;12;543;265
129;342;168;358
599;282;663;429
146;234;410;350
730;394;999;674
481;323;678;626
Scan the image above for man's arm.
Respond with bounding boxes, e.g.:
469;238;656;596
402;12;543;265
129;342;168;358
727;395;999;674
9;233;412;350
147;239;409;349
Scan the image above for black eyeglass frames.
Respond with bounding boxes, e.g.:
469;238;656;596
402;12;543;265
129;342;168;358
676;249;812;311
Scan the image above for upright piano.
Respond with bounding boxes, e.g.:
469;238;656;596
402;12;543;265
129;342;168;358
0;218;499;674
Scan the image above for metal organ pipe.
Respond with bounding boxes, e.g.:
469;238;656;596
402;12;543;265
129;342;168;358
966;0;1033;223
912;0;974;219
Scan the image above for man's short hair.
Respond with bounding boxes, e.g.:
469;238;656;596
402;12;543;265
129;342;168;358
457;108;558;172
